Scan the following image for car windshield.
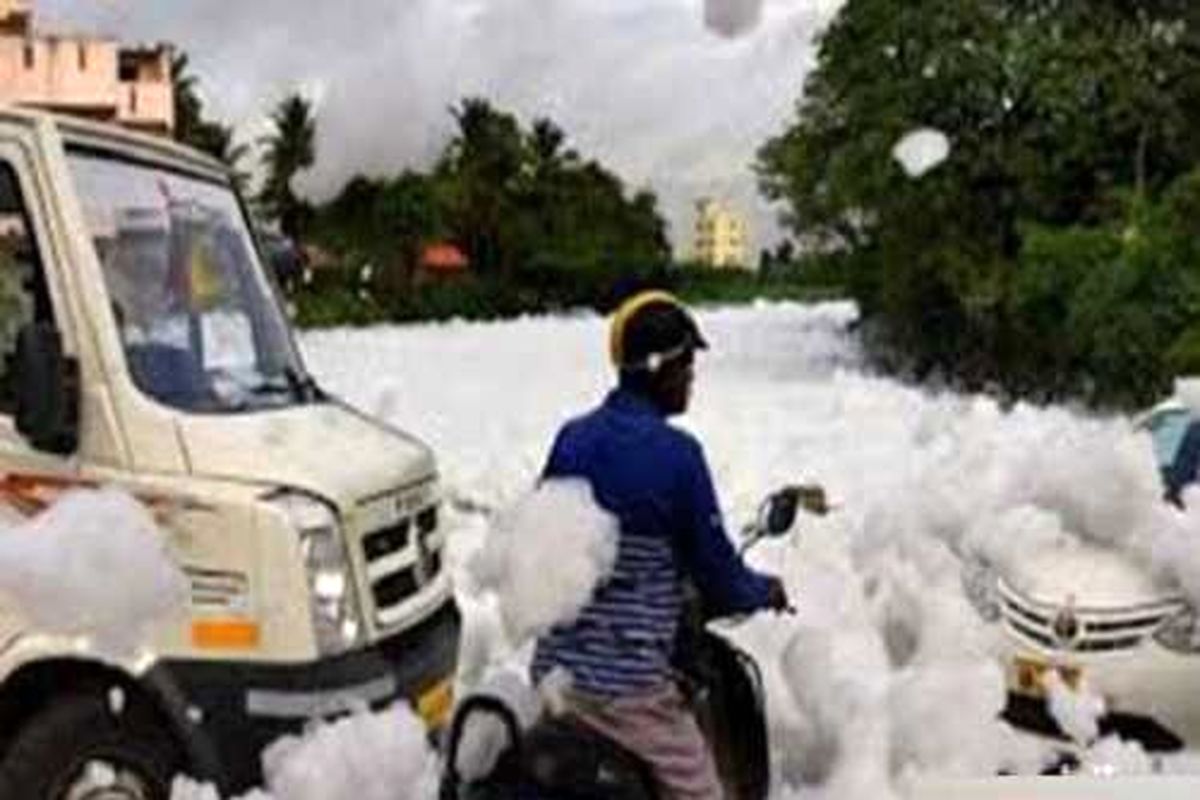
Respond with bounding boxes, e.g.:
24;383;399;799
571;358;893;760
68;150;310;413
1148;409;1195;470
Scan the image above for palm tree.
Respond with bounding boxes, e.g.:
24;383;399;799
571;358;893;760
206;124;252;195
259;93;316;239
440;98;524;276
171;52;250;191
530;118;565;169
171;52;205;147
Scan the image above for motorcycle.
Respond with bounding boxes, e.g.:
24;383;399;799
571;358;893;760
439;485;829;800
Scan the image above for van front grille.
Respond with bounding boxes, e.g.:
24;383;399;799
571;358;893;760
998;580;1181;654
373;567;420;608
363;520;410;561
359;495;445;628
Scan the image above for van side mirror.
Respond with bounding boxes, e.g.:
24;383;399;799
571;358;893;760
13;322;79;455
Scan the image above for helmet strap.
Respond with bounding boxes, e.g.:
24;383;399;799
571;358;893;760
619;343;691;374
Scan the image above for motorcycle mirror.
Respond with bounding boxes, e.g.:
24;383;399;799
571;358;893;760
796;484;831;517
759;484;831;538
761;489;799;537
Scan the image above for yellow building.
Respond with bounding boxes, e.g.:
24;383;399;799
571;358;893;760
693;197;749;270
0;0;174;134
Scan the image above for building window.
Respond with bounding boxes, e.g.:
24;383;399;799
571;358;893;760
22;42;34;70
78;42;87;71
144;57;164;82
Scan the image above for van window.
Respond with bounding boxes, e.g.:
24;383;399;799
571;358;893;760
0;161;50;415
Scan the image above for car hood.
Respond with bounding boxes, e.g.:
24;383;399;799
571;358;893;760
1000;540;1179;609
177;401;436;507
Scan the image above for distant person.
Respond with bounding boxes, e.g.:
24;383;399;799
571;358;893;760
261;230;301;294
531;290;788;800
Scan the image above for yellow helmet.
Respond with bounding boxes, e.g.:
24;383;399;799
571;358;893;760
609;290;708;371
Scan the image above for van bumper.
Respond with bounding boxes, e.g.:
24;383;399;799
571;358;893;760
147;599;460;794
1000;637;1199;753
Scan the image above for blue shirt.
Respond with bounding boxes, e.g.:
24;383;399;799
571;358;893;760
531;387;773;697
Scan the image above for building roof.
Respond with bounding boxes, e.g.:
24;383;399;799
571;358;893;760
421;242;469;273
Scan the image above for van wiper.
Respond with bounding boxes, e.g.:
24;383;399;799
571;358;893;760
283;365;326;403
237;367;324;404
245;377;291;396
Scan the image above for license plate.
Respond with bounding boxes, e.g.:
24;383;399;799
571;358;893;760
416;677;454;728
1012;656;1082;697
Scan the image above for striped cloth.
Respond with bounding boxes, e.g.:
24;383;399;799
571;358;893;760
531;387;770;698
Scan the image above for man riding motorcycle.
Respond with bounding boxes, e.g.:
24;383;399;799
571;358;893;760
529;290;789;800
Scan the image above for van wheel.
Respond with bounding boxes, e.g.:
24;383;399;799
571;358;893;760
0;691;183;800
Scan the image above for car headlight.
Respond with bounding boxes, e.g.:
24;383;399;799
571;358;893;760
1154;606;1200;654
961;559;1001;623
269;491;363;655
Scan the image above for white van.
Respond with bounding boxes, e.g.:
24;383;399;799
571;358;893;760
0;107;458;798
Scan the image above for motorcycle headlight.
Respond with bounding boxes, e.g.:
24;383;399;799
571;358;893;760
1154;606;1200;654
961;559;1001;623
269;491;363;655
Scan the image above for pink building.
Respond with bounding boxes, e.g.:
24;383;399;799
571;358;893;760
0;0;174;134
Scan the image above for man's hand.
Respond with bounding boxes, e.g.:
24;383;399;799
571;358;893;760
765;576;791;612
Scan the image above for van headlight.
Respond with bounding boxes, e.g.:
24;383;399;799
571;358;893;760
269;491;364;655
1154;606;1200;654
962;559;1001;623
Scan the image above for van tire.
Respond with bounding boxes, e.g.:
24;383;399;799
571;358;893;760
0;690;183;799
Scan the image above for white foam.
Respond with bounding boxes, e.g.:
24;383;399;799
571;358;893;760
0;488;188;656
301;302;1199;793
466;478;619;645
703;0;764;37
1045;673;1105;746
892;128;951;178
171;704;437;800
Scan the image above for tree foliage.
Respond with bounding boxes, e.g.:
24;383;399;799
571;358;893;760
758;0;1200;406
259;94;317;239
310;97;670;309
171;53;249;189
434;99;670;286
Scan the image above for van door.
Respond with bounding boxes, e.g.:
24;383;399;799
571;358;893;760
0;142;87;516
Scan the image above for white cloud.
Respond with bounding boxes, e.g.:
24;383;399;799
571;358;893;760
40;0;844;253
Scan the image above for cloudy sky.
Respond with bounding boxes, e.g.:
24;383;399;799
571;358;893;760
41;0;843;254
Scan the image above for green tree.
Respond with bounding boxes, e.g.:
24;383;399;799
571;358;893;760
310;97;669;317
259;94;317;240
374;172;446;292
758;0;1200;405
171;52;251;190
436;98;526;277
170;52;204;148
434;98;668;292
317;175;385;252
203;124;251;193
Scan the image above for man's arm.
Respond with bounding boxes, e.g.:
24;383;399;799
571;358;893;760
674;436;777;615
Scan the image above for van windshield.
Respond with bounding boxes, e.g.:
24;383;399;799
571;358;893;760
68;150;315;413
